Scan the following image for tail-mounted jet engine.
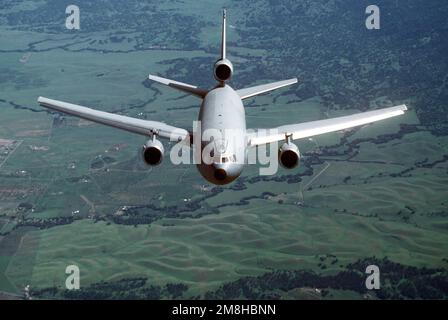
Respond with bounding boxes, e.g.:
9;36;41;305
141;136;164;166
214;59;233;82
278;140;300;169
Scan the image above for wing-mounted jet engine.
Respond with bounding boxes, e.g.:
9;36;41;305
141;135;164;166
278;135;300;169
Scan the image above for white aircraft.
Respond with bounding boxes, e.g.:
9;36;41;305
38;10;407;185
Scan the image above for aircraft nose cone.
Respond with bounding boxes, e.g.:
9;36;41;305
214;168;227;181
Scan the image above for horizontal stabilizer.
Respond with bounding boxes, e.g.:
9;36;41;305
237;78;298;100
148;74;208;98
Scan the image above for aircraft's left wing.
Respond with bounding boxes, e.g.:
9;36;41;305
38;97;189;141
247;104;408;147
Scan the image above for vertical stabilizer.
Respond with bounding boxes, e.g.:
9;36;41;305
221;9;227;60
214;9;233;82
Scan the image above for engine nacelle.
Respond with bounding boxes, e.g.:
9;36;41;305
141;138;164;166
278;142;300;169
214;58;233;82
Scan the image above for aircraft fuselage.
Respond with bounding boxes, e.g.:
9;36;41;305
197;85;245;185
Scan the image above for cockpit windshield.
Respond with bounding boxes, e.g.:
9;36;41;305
220;154;236;163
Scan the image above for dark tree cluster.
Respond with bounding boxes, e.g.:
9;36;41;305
31;277;189;300
205;257;448;300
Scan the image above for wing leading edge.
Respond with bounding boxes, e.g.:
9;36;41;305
247;104;408;147
37;97;189;141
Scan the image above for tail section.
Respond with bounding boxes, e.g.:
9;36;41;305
214;9;233;83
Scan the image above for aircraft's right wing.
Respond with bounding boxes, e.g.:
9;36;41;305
38;97;189;142
247;105;408;147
